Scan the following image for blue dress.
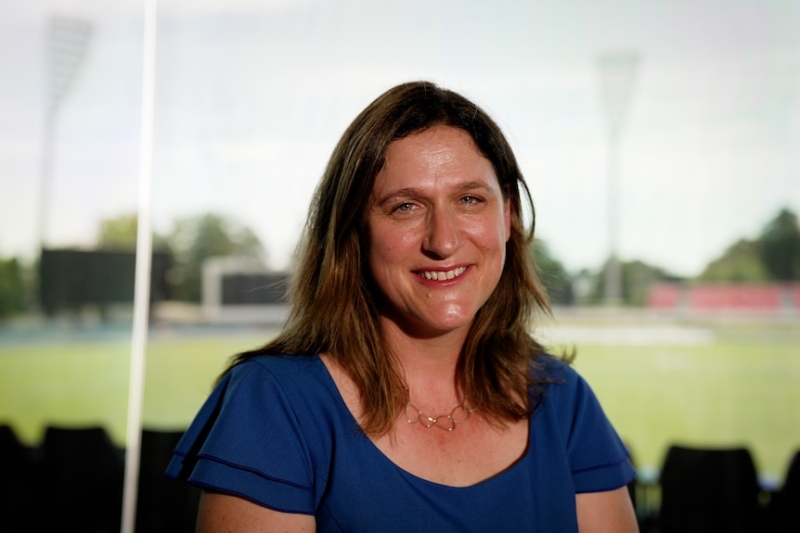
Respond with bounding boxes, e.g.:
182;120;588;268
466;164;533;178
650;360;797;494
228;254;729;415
166;354;634;532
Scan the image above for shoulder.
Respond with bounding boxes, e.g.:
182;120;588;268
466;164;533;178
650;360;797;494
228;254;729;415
224;354;328;393
529;354;600;420
230;353;323;377
192;354;333;439
530;354;581;395
217;354;341;423
167;353;341;513
529;355;635;492
528;354;614;448
176;353;339;461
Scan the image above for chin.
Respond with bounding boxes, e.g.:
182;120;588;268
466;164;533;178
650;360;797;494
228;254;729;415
416;309;477;335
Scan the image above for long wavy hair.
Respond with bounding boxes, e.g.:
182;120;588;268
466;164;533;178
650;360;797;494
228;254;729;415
229;81;552;435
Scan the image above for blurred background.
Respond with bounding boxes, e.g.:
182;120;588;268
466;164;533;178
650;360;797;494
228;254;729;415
1;0;798;531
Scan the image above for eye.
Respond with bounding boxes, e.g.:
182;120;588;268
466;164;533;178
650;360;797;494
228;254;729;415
460;195;482;205
393;202;416;213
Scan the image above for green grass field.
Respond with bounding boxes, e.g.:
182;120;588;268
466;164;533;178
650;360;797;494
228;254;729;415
1;314;798;481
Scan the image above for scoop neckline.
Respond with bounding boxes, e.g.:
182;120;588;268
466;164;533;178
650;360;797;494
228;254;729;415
307;354;533;490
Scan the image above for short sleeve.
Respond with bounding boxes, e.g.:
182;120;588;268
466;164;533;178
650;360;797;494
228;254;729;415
539;359;636;494
165;360;317;514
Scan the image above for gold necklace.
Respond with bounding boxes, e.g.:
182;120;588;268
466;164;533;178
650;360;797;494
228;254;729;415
404;394;477;431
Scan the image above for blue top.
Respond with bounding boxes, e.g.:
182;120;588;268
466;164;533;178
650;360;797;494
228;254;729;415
167;354;634;532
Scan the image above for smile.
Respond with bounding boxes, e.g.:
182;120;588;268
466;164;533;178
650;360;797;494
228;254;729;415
418;266;467;281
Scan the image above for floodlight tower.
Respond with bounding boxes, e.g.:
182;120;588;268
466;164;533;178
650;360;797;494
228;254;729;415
36;16;92;252
598;53;638;305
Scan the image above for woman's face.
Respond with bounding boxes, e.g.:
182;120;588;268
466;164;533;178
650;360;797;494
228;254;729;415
365;125;511;338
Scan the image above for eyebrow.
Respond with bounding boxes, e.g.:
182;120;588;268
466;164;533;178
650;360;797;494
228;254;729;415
372;181;497;208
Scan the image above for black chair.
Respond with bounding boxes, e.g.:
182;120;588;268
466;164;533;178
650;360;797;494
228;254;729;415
0;425;36;532
135;428;200;533
768;449;800;533
36;426;125;532
658;445;762;533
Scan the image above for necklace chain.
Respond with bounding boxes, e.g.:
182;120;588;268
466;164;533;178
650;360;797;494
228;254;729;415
404;395;477;431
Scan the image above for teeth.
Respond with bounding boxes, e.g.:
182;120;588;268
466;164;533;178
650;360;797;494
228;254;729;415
421;266;466;281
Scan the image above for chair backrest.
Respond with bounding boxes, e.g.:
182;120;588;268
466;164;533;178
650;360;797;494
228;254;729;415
783;449;800;495
38;425;125;533
770;449;800;533
0;425;36;532
659;445;761;533
136;428;200;533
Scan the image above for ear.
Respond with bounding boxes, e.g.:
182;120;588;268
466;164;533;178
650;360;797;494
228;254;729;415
504;198;512;242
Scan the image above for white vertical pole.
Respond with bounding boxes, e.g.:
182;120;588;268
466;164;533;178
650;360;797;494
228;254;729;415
598;53;638;305
121;0;157;531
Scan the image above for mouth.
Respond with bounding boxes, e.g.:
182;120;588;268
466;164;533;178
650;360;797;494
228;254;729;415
417;266;468;281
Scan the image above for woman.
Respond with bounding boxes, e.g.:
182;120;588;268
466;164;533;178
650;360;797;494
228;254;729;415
167;81;638;532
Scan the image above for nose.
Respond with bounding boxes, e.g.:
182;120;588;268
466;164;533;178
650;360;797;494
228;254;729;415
423;207;462;258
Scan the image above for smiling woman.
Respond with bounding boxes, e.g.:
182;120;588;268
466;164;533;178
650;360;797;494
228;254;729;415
366;126;511;339
166;81;638;532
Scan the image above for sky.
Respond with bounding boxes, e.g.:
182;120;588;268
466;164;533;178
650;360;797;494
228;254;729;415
1;0;798;276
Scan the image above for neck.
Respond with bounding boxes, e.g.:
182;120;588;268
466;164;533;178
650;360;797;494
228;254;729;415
379;316;467;403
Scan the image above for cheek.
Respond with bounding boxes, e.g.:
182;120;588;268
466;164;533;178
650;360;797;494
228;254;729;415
468;217;509;252
370;223;419;260
368;227;404;274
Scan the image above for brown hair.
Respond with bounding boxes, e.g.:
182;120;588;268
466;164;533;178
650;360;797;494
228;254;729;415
229;81;551;435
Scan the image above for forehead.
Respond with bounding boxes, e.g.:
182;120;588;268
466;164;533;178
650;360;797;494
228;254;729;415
373;126;498;192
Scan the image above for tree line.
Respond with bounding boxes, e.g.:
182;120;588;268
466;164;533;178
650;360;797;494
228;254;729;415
0;213;265;320
0;207;798;319
96;213;264;302
534;207;800;306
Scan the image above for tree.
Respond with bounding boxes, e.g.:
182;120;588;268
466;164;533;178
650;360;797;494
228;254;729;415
96;213;169;251
530;240;573;305
0;256;27;319
168;213;266;302
697;208;800;283
698;239;769;282
93;212;265;303
588;259;680;305
758;208;800;281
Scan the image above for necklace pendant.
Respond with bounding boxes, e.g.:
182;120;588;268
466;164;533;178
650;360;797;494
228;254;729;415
422;416;438;428
404;399;474;431
434;416;456;431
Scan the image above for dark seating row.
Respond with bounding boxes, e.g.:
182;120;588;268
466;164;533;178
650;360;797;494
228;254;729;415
0;425;198;533
632;445;800;533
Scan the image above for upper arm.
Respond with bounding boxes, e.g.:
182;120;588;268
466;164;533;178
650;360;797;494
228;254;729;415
196;490;316;533
576;486;638;533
